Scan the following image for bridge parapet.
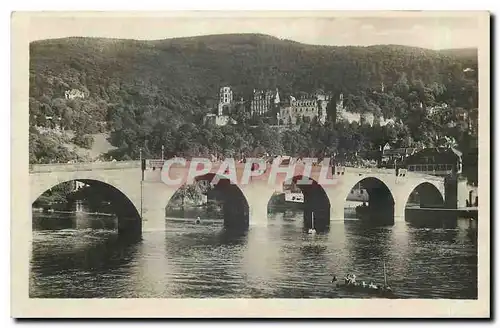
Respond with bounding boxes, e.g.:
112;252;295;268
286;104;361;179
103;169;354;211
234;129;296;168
29;161;141;173
29;159;445;184
339;166;443;181
341;166;396;175
404;171;445;182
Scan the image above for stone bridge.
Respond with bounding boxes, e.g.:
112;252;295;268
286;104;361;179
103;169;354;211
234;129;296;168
30;160;448;235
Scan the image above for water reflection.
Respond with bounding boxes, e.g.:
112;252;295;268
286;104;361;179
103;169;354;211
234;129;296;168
401;221;478;299
240;227;281;297
387;222;412;284
30;229;140;298
30;210;478;299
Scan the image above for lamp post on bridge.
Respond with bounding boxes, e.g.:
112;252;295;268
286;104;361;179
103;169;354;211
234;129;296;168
139;147;143;219
161;145;165;161
140;147;144;180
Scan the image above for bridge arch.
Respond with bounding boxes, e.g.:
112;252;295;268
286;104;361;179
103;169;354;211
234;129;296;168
31;179;142;237
404;182;445;208
342;176;396;225
281;175;331;232
396;180;447;227
167;173;250;230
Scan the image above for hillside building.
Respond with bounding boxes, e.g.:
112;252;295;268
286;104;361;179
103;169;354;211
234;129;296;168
204;86;240;127
379;142;419;168
64;89;86;100
217;86;233;116
426;103;449;116
336;93;395;127
279;92;329;125
404;147;463;176
203;113;237;127
250;89;280;116
72;180;87;191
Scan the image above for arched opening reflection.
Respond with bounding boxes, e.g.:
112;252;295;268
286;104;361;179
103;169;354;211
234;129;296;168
405;182;450;228
32;179;141;238
165;173;249;231
267;176;330;232
405;182;445;209
343;182;369;219
344;177;395;225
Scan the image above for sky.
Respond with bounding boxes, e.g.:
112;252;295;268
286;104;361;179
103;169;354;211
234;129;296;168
26;12;482;50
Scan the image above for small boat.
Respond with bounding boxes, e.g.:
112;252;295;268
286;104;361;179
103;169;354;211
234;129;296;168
308;212;316;234
334;261;395;298
335;281;394;297
195;217;201;224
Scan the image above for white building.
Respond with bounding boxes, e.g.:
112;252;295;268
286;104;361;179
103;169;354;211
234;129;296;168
217;86;233;116
203;113;237;127
65;89;86;100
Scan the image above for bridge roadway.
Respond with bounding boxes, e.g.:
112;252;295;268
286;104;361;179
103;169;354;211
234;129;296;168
30;160;449;233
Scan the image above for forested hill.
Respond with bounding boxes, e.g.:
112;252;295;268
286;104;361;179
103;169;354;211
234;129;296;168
29;34;478;164
30;34;477;101
438;47;478;61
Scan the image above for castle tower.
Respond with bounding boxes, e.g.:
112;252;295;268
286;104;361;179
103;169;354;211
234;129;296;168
217;86;233;116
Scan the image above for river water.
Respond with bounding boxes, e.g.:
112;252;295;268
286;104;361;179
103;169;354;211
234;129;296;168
30;211;477;299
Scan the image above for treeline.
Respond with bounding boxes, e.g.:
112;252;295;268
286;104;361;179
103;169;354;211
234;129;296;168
104;112;473;166
32;181;74;207
29;34;478;164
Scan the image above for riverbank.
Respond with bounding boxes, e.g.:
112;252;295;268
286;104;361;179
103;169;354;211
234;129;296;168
166;217;224;224
405;207;478;220
32;208;115;217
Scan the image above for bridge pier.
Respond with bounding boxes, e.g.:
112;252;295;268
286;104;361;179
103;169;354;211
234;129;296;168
142;209;168;231
249;206;269;227
242;183;276;227
329;204;345;221
394;197;407;223
141;182;177;232
29;160;447;236
324;187;347;221
117;216;142;240
392;214;409;231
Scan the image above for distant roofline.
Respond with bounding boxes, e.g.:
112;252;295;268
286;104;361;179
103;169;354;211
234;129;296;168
411;146;463;157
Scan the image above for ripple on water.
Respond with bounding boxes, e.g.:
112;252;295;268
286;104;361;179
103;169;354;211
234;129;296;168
29;216;478;299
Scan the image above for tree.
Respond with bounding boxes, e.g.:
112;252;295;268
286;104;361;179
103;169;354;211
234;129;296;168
344;94;357;112
229;106;248;125
29;36;477;164
437;136;458;149
394;72;410;98
326;99;337;123
174;183;205;215
72;133;94;149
